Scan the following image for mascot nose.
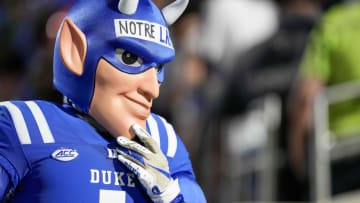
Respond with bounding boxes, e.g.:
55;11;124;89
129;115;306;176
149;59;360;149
139;68;160;100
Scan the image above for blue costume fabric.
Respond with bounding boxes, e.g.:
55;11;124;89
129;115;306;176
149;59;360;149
0;100;205;202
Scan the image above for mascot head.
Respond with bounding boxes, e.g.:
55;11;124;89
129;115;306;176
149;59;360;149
53;0;188;112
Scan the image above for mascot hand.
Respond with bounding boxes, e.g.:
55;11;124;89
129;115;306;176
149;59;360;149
116;124;183;203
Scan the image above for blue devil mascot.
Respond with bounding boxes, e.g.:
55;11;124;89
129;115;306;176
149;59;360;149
0;0;206;202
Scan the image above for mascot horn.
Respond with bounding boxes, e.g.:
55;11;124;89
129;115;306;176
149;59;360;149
118;0;189;25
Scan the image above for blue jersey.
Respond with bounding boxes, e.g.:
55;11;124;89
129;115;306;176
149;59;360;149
0;100;205;203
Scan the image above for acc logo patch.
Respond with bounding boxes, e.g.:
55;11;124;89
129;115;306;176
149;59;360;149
51;148;79;162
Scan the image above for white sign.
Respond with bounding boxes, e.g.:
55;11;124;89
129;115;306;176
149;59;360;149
114;19;173;49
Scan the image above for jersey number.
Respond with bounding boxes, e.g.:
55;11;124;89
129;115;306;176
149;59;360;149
99;189;126;203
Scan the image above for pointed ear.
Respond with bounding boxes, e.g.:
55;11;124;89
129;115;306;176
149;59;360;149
59;18;87;76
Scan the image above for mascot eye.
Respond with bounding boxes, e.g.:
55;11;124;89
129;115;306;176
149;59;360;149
116;49;143;67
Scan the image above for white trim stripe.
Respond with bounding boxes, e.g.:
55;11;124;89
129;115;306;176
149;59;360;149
147;115;160;145
160;117;177;157
25;101;55;143
0;101;31;144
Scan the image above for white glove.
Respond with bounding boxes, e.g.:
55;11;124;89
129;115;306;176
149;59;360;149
116;124;183;203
